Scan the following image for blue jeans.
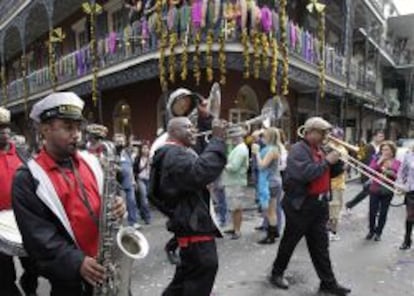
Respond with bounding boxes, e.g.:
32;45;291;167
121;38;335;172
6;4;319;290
124;188;138;225
137;179;152;223
214;186;227;226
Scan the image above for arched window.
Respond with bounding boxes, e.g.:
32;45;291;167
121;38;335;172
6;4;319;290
113;101;131;136
229;85;260;123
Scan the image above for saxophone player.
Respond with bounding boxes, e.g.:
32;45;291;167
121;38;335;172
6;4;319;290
12;92;126;296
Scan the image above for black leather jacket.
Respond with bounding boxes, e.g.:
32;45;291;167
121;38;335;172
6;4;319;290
152;138;226;237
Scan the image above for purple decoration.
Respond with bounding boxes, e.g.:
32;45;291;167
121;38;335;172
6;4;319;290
142;19;149;39
108;32;117;54
191;0;202;29
261;6;272;33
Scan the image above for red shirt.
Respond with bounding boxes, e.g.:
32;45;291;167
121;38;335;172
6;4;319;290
0;143;23;210
36;149;101;257
307;145;330;196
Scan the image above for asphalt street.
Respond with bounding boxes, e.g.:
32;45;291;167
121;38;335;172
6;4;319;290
18;182;414;296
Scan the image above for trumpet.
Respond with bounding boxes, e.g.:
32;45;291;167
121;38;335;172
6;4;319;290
297;126;405;195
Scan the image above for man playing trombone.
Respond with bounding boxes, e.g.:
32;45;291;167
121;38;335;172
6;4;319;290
269;117;351;296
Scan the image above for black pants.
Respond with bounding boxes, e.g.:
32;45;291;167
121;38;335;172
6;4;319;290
346;181;370;209
162;240;218;296
50;281;92;296
369;193;392;235
272;198;337;286
0;253;38;296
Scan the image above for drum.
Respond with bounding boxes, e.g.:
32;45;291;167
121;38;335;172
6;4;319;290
0;210;27;257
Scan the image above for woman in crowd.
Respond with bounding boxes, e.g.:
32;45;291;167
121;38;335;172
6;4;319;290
366;141;401;241
253;127;284;244
135;142;152;224
396;144;414;250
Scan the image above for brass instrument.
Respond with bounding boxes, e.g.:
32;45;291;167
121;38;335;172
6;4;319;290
94;141;149;296
195;96;285;138
297;126;405;195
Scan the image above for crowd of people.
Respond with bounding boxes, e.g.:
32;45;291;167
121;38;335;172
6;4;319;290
0;88;413;296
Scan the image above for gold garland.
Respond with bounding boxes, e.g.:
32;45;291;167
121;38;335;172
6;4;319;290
261;32;270;71
280;0;289;96
206;29;214;82
168;32;178;83
155;0;163;35
241;29;250;79
253;29;261;79
181;33;189;81
193;30;201;86
318;10;326;99
159;31;168;91
270;37;278;94
219;27;226;85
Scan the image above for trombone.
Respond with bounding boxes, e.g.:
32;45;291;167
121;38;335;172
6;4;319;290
297;126;405;196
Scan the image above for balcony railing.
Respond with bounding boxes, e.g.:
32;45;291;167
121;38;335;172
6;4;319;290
0;0;26;25
1;12;345;103
349;61;377;95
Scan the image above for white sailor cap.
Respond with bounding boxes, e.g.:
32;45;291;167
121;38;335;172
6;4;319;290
86;123;108;138
30;92;85;123
0;107;11;126
167;88;201;117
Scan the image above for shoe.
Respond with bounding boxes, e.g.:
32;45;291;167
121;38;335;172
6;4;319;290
165;249;180;265
230;232;241;240
319;283;351;295
329;233;341;242
399;241;411;250
224;229;235;234
133;223;142;230
254;225;266;231
365;232;374;240
269;275;289;289
374;234;381;241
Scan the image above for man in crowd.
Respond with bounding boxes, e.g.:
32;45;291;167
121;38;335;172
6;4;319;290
150;116;227;296
269;117;351;296
12;92;125;296
345;129;385;210
222;127;249;240
0;107;38;295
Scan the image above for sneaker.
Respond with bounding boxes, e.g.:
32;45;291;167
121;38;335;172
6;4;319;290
374;234;381;241
133;223;142;230
365;232;374;240
230;232;241;240
319;283;351;295
224;229;235;234
269;275;289;289
329;233;341;242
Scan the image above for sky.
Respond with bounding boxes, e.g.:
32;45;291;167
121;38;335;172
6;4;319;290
393;0;414;15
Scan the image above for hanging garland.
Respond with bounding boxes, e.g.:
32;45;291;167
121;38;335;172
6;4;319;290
218;27;226;85
193;30;202;86
252;29;261;79
206;29;214;82
159;31;168;91
181;34;189;81
168;32;178;83
280;0;289;96
270;37;278;94
241;29;250;79
261;33;270;71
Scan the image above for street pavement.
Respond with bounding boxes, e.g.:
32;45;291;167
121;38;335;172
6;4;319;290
19;182;414;295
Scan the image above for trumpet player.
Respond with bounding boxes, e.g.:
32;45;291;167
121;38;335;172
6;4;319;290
269;117;351;296
12;93;126;296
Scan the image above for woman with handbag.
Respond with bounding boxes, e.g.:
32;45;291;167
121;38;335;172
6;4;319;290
396;144;414;250
366;141;401;241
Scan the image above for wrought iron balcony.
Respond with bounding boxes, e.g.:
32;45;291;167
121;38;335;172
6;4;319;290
1;14;345;104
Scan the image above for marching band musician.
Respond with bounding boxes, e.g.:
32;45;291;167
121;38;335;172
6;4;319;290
150;116;227;296
0;106;38;296
12;92;126;296
269;117;351;296
85;123;109;159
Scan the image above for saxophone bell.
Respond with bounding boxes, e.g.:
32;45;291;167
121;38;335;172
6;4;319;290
116;226;149;260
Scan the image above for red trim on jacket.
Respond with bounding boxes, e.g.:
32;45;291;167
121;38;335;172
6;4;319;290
307;145;330;196
35;149;101;257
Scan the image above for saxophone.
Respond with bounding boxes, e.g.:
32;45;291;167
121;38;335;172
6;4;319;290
93;142;149;296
